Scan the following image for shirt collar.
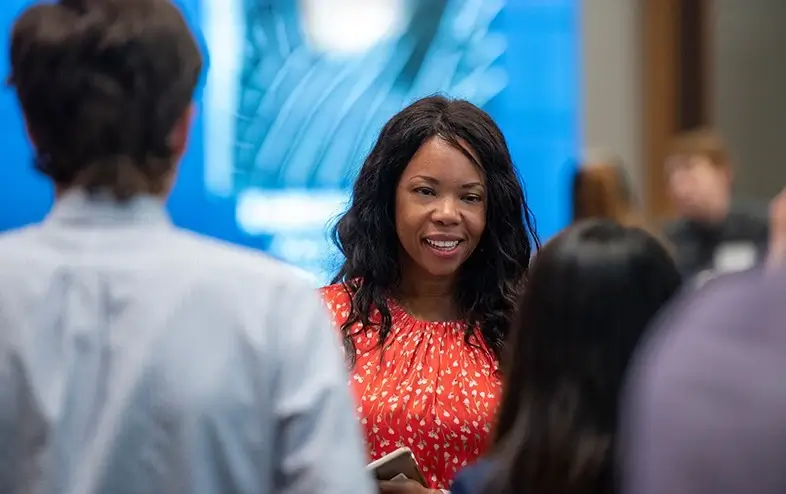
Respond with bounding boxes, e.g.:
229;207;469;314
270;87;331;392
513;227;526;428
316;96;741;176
44;189;171;227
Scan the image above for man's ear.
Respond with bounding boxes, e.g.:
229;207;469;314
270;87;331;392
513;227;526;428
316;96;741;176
722;164;734;187
168;103;195;160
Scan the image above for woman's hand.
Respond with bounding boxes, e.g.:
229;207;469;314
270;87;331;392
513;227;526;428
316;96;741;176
378;479;440;494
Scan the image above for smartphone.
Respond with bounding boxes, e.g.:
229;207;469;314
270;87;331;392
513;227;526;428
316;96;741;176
367;447;427;486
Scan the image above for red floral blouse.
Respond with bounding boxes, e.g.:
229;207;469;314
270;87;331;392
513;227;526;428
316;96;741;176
320;283;501;490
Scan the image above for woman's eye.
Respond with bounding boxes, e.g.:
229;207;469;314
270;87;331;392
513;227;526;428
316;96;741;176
463;195;482;203
413;187;435;196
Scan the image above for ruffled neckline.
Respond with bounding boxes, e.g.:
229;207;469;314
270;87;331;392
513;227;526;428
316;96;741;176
386;296;465;328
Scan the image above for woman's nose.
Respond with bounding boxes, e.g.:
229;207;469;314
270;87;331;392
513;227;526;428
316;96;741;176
431;197;461;225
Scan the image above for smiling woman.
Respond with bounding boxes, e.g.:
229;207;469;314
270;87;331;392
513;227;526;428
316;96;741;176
320;95;537;491
395;137;487;280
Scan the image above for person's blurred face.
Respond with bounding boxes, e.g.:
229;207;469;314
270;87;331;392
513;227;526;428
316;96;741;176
666;154;731;222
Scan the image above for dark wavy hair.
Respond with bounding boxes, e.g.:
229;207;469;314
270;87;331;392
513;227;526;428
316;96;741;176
487;219;681;494
8;0;202;200
331;95;538;365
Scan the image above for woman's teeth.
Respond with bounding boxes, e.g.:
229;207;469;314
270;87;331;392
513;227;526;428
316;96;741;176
425;239;459;250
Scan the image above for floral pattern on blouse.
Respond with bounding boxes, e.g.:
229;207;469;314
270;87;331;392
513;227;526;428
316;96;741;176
320;283;501;490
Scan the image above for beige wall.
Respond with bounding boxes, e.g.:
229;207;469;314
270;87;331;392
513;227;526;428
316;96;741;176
581;0;643;198
711;0;786;201
582;0;786;204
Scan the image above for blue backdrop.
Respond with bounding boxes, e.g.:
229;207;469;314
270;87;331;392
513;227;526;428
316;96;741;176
0;0;580;284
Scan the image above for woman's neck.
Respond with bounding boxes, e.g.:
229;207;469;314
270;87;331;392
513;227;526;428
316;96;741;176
396;273;457;322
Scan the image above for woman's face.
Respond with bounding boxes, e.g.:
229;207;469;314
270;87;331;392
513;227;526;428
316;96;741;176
395;137;487;281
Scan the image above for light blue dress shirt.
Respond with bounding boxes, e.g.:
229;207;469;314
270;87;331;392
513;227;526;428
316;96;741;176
0;190;374;494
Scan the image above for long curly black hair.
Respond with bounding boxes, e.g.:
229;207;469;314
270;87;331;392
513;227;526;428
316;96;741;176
331;95;538;365
488;220;681;494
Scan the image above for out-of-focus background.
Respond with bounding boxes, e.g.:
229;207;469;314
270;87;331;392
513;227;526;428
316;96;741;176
0;0;777;284
585;0;785;217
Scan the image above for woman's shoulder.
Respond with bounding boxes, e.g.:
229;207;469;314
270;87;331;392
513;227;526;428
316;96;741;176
319;282;352;303
319;283;354;322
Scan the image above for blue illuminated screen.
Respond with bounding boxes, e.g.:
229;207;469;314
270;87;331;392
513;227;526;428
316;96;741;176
0;0;580;285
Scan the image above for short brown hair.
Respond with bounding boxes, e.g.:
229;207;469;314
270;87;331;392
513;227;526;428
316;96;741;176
667;127;730;168
8;0;203;200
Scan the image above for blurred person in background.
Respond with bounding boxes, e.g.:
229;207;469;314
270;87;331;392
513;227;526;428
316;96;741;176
450;220;681;494
0;1;372;493
663;127;768;282
321;95;538;493
621;192;786;494
572;153;645;227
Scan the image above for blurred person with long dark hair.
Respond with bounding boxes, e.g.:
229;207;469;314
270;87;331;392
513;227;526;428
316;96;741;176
321;95;538;492
450;220;681;494
0;1;372;493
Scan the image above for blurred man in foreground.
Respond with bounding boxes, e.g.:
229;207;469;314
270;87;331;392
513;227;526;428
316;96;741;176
0;1;372;493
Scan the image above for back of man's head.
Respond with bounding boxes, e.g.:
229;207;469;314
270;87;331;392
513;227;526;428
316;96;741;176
8;0;202;200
